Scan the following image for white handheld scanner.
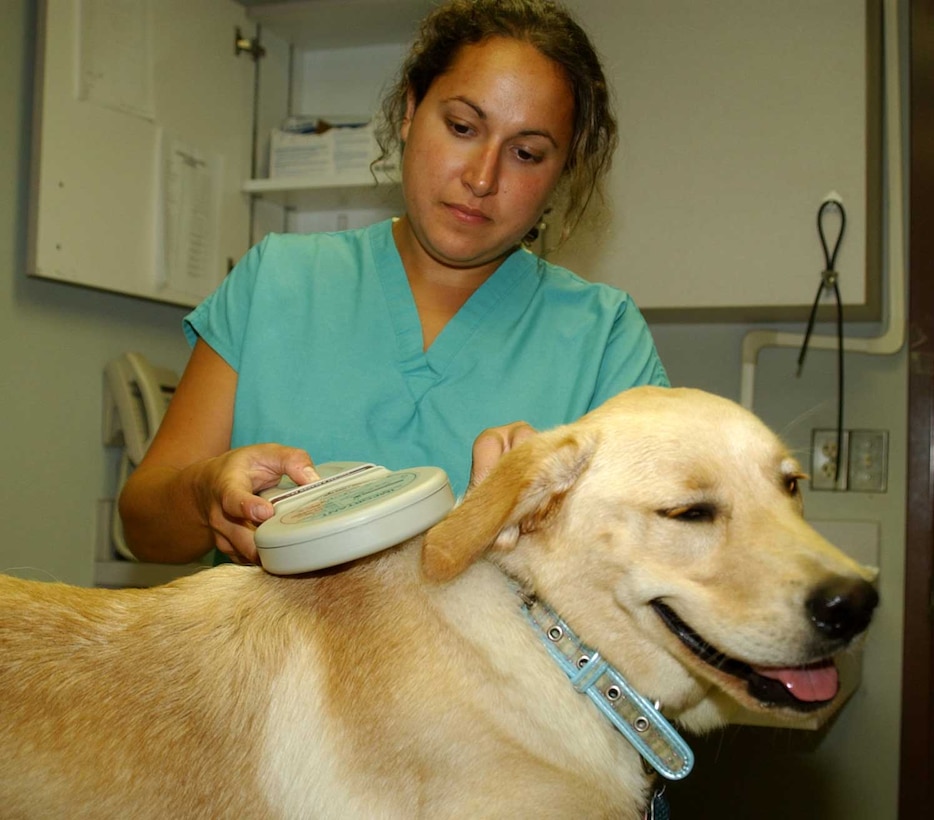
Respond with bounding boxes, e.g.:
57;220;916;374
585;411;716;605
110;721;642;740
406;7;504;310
255;462;455;575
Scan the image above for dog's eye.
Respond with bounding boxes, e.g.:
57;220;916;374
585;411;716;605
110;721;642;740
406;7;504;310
661;504;717;523
785;474;803;496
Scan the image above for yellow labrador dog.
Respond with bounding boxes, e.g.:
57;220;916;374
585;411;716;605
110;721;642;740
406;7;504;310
0;387;877;819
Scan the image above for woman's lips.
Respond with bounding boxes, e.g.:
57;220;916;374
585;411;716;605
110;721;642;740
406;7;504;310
446;202;490;223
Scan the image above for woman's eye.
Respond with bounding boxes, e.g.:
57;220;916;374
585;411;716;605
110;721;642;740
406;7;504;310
513;146;544;165
448;120;473;137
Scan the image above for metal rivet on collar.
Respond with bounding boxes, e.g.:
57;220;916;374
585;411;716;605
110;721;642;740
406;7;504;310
606;685;621;701
634;716;651;733
547;626;563;642
576;655;590;669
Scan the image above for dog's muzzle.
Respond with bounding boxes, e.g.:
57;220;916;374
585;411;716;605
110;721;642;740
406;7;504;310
652;575;878;712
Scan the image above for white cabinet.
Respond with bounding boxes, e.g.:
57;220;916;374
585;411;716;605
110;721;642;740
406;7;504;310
240;0;430;238
29;0;881;321
27;0;424;308
558;0;882;322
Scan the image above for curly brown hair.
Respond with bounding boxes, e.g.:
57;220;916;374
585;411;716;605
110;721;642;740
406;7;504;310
374;0;618;247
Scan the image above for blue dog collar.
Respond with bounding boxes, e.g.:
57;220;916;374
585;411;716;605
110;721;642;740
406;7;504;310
521;592;694;781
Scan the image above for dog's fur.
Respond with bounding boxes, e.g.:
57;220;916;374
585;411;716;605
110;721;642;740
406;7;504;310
0;387;877;819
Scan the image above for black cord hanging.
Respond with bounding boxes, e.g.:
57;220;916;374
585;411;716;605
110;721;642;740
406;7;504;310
797;199;846;484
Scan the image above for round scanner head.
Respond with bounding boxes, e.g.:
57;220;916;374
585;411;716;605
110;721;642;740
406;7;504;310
255;462;455;575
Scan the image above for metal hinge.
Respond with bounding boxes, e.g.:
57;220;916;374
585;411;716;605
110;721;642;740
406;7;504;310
234;26;265;61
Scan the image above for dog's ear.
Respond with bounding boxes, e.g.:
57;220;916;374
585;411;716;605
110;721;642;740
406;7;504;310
421;430;596;582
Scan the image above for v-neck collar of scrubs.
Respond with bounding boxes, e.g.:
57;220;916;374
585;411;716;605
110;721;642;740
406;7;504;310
372;219;531;382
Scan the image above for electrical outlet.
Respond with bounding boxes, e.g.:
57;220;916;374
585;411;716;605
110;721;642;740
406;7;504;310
811;429;850;491
810;429;888;492
848;430;888;492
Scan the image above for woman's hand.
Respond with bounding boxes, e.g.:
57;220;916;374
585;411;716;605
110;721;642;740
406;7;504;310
192;444;319;565
469;421;538;489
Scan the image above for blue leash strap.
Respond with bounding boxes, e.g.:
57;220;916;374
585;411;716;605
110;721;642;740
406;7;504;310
522;595;694;781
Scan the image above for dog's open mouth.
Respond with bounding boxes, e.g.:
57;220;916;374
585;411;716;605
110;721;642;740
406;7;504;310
651;601;839;712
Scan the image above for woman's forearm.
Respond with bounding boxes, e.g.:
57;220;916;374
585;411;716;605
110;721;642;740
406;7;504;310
118;462;215;564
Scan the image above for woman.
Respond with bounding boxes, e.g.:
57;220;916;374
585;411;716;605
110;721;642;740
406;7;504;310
119;0;668;565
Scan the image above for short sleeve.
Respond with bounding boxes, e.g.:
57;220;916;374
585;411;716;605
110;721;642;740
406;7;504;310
589;295;669;410
182;236;269;371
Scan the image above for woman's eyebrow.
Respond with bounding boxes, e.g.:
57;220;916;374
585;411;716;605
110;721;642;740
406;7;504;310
444;95;487;119
443;95;559;148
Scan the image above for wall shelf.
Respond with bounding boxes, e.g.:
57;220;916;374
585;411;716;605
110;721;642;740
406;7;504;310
244;172;383;193
243;174;402;212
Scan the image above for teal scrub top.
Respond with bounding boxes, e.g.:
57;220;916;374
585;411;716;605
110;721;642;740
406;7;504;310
184;219;668;499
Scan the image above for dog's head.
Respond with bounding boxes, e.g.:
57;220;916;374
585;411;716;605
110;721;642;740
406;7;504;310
422;386;878;730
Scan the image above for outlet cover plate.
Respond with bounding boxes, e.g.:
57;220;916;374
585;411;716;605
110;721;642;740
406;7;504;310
811;429;849;491
848;429;889;492
810;429;889;492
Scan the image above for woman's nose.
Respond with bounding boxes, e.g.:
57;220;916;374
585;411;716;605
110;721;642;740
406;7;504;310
463;146;499;197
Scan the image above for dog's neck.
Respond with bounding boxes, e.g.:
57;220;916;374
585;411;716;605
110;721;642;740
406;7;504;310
518;590;694;782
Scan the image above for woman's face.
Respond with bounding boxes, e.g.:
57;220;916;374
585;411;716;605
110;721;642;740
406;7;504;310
398;36;575;276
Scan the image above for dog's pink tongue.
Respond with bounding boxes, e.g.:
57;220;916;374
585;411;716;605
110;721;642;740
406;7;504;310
754;660;840;702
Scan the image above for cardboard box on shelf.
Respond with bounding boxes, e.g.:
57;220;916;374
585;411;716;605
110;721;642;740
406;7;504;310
269;122;390;180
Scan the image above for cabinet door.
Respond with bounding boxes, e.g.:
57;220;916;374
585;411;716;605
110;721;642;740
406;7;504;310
28;0;255;307
555;0;880;323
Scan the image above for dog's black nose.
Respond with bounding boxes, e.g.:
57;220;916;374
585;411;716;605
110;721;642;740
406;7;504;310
806;577;879;642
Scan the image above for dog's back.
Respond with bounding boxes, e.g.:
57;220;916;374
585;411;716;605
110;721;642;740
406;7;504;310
0;569;288;817
0;550;646;819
